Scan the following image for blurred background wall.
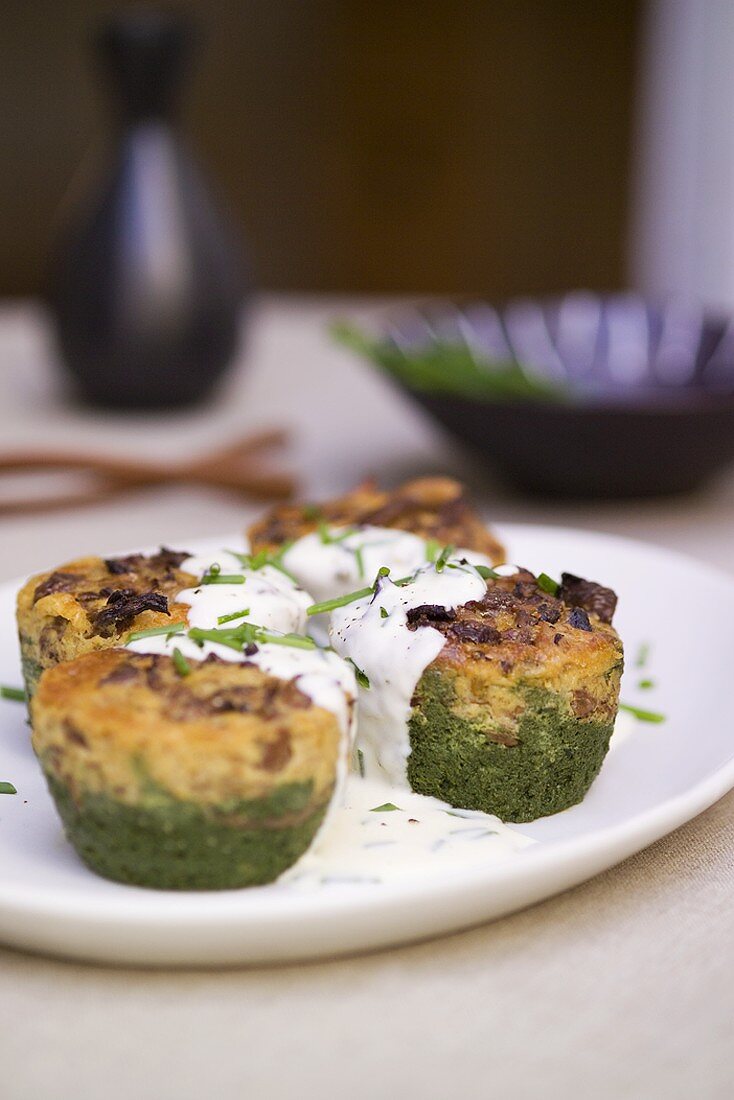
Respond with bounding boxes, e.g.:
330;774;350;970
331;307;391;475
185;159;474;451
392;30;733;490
1;0;639;298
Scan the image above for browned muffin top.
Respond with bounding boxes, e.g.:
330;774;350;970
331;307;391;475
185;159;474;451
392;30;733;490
28;547;195;639
32;648;343;806
407;568;620;676
248;477;505;565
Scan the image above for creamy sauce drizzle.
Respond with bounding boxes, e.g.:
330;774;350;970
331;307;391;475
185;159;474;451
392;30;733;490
329;559;488;785
282;525;491;602
283;774;531;885
176;550;312;636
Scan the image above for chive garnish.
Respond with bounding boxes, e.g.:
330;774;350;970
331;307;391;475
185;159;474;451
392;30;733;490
435;544;455;573
0;781;17;795
380;606;389;619
126;622;185;644
318;522;356;546
425;538;441;563
475;564;499;580
188;626;242;652
217;608;251;625
172;648;191;677
638;678;655;690
307;584;374;616
635;642;650;668
346;657;370;689
209;562;221;576
537;572;560;596
201;573;246;585
370;802;401;812
619;702;666;724
357;748;365;777
307;566;414;616
227;544;297;583
263;632;317;650
0;686;26;702
188;622;316;653
353;545;365;578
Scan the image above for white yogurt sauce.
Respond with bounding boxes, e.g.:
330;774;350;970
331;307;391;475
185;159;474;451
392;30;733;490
176;550;311;636
126;547;356;740
329;559;488;785
283;774;532;886
282;525;493;603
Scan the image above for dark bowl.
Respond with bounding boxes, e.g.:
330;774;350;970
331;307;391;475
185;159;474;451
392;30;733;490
344;294;734;498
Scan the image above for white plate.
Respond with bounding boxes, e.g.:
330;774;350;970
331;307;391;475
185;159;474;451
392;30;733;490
0;524;731;967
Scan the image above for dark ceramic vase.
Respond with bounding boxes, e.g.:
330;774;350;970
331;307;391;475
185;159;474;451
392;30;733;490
49;10;245;409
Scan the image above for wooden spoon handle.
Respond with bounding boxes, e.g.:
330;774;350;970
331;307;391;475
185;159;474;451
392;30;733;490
188;428;289;472
0;467;295;516
0;452;163;481
0;429;290;483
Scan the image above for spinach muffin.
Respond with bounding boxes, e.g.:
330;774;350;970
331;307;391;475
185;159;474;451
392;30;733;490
248;476;505;564
407;570;623;822
31;650;344;889
16;547;195;697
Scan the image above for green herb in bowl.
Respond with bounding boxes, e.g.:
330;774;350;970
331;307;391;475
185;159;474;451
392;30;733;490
331;320;569;403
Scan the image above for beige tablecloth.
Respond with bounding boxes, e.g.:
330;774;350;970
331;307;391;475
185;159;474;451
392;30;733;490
1;298;732;1100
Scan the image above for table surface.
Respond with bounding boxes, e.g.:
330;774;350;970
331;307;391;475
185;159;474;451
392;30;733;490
1;297;732;1100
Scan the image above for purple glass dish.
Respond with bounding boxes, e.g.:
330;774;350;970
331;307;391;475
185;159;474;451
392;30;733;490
374;293;734;497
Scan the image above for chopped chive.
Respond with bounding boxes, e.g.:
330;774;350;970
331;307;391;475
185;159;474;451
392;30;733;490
346;657;370;689
226;548;250;566
435;544;455;573
475;564;499;580
307;564;415;617
0;781;17;795
425;538;441;563
187;626;243;652
380;606;389;619
307;585;374;616
188;622;315;653
357;748;365;777
0;685;26;702
635;642;650;668
227;544;297;582
259;631;316;650
318;522;356;545
172;648;191;677
619;702;666;724
209;562;221;576
201;573;246;585
537;572;560;596
353;545;365;578
370;802;401;812
217;608;251;625
638;678;655;690
126;622;185;644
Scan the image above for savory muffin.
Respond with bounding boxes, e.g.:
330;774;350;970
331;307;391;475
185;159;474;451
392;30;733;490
16;548;196;696
31;650;344;890
248;477;505;564
407;570;623;821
